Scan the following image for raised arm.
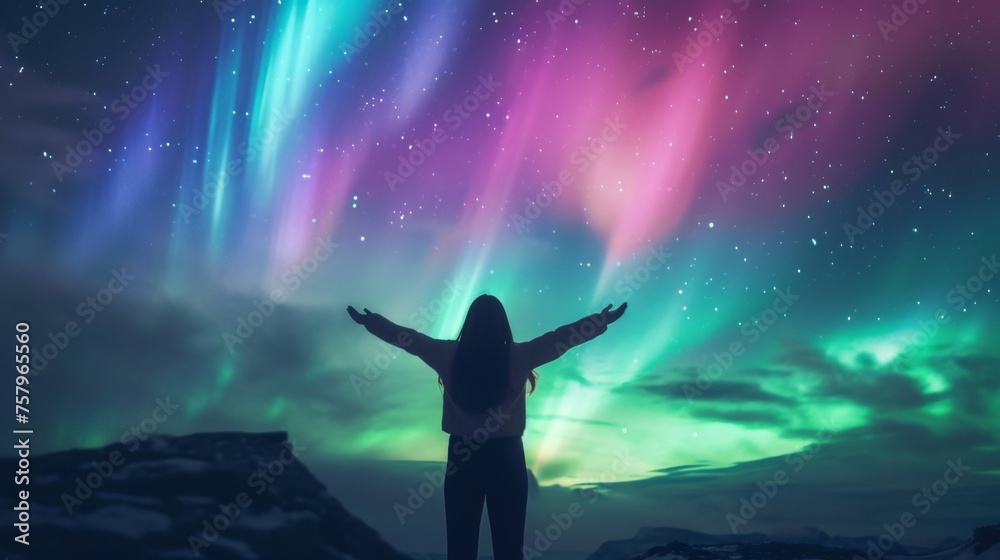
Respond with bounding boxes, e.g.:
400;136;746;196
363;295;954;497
347;306;448;368
517;303;627;370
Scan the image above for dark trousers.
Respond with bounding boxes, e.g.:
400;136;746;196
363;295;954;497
445;434;527;560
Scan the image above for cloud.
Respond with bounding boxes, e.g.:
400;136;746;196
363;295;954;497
772;339;933;410
688;407;786;427
621;376;794;404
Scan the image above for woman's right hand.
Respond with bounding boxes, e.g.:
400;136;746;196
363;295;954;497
599;302;627;325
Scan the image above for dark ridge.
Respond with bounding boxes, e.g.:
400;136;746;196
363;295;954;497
1;430;413;560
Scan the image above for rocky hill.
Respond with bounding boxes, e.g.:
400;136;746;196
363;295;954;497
590;523;1000;560
0;430;414;560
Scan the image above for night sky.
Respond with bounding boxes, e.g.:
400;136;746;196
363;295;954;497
2;0;999;555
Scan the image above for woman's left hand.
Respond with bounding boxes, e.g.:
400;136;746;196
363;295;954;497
347;306;374;325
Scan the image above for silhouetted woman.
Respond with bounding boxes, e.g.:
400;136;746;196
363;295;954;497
347;295;627;560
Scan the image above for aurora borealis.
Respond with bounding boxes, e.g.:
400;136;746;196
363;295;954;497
2;0;999;555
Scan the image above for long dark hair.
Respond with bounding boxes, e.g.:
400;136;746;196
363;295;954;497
444;294;537;413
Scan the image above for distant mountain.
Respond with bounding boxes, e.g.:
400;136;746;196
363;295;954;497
632;541;859;560
769;525;910;555
410;552;588;560
587;523;999;560
973;525;1000;555
585;526;769;560
0;431;414;560
889;524;1000;560
936;537;967;552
